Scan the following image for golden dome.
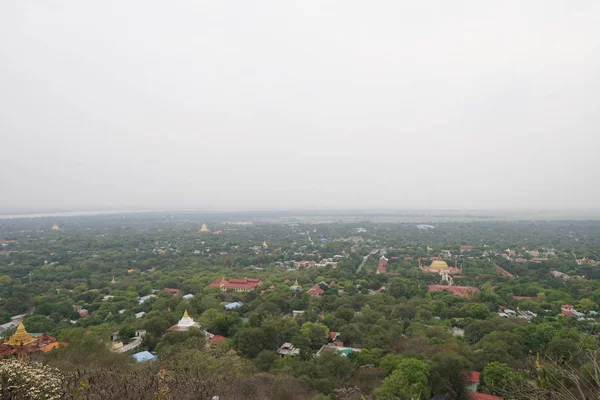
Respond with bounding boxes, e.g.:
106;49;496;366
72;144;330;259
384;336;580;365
429;259;449;270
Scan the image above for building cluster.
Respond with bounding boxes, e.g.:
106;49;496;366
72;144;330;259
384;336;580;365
497;306;537;321
0;320;63;358
551;270;586;280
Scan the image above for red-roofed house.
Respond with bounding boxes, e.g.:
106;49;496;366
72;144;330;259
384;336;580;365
163;288;181;296
469;393;502;400
307;284;325;297
209;277;262;292
465;371;481;393
561;304;575;312
209;335;227;343
376;256;388;274
428;285;480;298
329;332;343;347
515;258;527;263
561;310;576;317
460;245;473;253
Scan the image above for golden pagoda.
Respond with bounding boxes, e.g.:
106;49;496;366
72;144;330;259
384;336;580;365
429;259;449;271
199;224;210;232
7;320;37;347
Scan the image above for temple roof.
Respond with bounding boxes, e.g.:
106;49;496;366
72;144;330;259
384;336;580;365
429;259;449;270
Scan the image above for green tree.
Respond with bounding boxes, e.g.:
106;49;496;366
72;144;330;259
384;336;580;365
119;325;136;342
482;362;521;394
299;322;329;349
254;349;278;371
374;358;430;400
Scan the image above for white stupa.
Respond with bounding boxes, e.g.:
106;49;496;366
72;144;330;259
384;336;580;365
168;310;201;332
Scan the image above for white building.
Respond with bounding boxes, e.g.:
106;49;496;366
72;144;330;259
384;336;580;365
168;310;201;332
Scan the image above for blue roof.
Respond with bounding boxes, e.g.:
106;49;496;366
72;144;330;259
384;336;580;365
132;351;157;363
225;301;243;310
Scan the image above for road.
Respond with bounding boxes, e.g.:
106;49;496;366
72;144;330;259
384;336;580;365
356;249;380;273
115;336;142;353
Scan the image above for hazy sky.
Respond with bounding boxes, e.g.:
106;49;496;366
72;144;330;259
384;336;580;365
1;1;599;212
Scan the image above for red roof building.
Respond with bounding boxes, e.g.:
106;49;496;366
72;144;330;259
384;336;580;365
209;277;262;292
561;304;575;311
466;371;481;383
376;256;388;274
460;245;473;252
561;310;576;316
428;285;480;298
465;370;481;393
163;288;181;296
515;258;527;263
209;335;227;343
307;284;325;297
493;264;514;278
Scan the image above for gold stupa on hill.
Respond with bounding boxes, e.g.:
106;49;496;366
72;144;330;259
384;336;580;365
199;224;210;232
429;259;449;270
7;320;37;347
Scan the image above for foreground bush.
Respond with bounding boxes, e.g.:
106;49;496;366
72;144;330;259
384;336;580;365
0;359;64;400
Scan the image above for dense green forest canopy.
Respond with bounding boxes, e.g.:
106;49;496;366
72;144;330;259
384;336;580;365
1;213;600;399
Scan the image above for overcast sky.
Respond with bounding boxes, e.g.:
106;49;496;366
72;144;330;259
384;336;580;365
1;1;599;212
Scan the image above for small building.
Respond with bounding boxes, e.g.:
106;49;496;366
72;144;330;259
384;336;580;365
329;332;343;347
135;311;146;319
465;371;481;393
460;245;473;253
225;302;243;310
307;284;325;297
276;342;300;357
182;294;195;300
132;351;157;363
138;294;157;305
292;310;305;318
163;288;181;297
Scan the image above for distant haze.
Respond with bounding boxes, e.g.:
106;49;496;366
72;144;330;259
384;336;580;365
1;1;599;213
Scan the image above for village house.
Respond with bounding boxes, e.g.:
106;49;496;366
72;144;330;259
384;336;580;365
276;342;300;357
465;371;481;393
